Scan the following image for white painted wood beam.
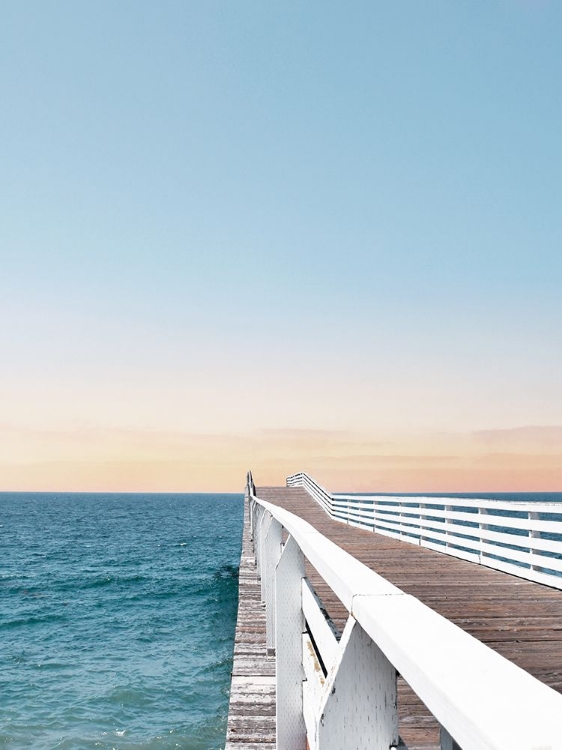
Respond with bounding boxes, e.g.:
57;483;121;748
316;616;398;750
275;534;306;750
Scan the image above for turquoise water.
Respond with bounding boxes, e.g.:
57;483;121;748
0;493;244;750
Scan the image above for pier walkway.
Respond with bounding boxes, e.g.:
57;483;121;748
226;474;562;750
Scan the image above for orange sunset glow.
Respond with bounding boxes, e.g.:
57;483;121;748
1;424;561;493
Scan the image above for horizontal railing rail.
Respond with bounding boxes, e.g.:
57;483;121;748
248;472;562;750
287;472;562;590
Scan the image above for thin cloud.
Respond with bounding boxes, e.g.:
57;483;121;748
473;426;562;448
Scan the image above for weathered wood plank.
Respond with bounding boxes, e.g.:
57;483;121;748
226;499;276;750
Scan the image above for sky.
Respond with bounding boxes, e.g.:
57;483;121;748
1;1;561;492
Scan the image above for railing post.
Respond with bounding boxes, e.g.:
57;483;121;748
478;507;489;564
440;725;461;750
419;502;426;545
253;507;267;583
259;512;273;600
252;503;261;549
264;517;283;655
275;535;306;750
249;497;256;538
445;504;453;549
529;511;542;572
316;616;398;750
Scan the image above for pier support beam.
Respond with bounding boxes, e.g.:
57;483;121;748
258;511;272;599
264;517;283;655
275;535;306;750
316;616;398;750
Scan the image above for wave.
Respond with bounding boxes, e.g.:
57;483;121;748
0;613;67;631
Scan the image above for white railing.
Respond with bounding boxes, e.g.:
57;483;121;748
287;472;562;590
247;472;562;750
287;472;333;515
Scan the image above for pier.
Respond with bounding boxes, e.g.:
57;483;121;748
226;472;562;750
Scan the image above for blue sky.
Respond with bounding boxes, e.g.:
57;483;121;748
1;1;561;489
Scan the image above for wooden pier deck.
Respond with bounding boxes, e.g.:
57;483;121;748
226;484;562;749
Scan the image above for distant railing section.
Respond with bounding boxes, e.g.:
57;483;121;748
248;472;562;750
286;472;562;590
286;472;332;514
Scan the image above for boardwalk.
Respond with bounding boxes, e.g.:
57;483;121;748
225;499;276;749
227;483;562;749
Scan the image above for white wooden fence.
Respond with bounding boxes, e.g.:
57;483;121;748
249;472;562;750
287;472;562;590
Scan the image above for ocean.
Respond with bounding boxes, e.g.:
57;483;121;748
0;493;244;750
